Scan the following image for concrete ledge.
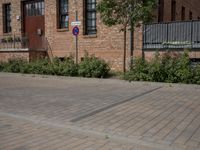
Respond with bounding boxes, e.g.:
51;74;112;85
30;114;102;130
0;48;29;52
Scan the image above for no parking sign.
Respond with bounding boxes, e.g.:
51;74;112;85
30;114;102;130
72;26;79;36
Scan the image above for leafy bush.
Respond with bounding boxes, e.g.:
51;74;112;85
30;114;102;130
0;55;110;78
78;54;110;78
172;52;192;83
2;59;28;73
0;62;5;72
192;65;200;84
124;51;200;84
20;59;47;74
124;58;151;81
51;57;78;76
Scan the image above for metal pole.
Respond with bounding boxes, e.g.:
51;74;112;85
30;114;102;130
13;34;15;49
75;11;78;64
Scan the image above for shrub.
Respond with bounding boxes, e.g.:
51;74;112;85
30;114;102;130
173;52;192;83
3;59;28;73
21;58;51;74
0;62;5;71
148;52;163;82
192;65;200;84
78;54;110;78
0;55;109;78
124;51;200;84
51;57;78;76
124;57;150;81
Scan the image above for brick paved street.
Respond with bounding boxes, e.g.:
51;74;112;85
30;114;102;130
0;73;200;150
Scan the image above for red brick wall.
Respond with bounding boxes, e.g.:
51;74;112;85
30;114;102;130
45;0;133;70
0;0;200;71
0;51;29;62
154;0;200;22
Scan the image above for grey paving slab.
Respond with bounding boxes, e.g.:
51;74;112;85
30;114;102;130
0;73;159;124
74;85;200;149
0;73;200;150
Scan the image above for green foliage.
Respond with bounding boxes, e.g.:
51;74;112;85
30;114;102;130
124;51;200;84
124;58;150;81
97;0;157;72
0;62;5;72
2;59;28;73
148;52;163;82
97;0;157;29
51;57;78;76
21;59;50;74
191;65;200;84
0;55;110;78
172;52;192;83
78;54;110;78
0;57;78;76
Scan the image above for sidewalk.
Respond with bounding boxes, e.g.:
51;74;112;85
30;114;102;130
0;73;200;150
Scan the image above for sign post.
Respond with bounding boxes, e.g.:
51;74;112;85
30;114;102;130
72;11;80;64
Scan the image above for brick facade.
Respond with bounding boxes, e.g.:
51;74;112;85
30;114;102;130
152;0;200;22
0;0;200;70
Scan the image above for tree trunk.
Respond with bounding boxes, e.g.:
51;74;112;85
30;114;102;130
130;29;134;70
123;28;127;73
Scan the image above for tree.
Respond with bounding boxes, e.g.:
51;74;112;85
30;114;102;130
97;0;157;72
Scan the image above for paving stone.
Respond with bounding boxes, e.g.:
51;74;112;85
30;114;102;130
0;73;200;150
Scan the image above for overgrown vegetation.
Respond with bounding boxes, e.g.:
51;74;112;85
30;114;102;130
124;51;200;84
1;51;200;84
0;54;110;78
78;54;110;78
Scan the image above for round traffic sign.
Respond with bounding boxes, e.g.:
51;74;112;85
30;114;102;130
72;26;79;36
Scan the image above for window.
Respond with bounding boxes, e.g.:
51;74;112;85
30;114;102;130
158;0;164;22
58;0;69;29
189;11;193;20
85;0;97;35
181;6;185;21
25;1;44;16
171;0;176;21
3;3;11;33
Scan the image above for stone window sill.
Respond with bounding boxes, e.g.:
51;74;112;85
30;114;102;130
56;28;69;32
83;34;97;38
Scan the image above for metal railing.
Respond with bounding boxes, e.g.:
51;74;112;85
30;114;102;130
143;20;200;49
0;34;29;50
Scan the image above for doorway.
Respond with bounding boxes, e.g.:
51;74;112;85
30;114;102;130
23;0;45;50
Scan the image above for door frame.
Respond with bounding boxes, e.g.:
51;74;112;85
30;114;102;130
20;0;45;49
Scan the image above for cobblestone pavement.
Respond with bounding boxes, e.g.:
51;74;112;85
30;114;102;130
0;73;200;150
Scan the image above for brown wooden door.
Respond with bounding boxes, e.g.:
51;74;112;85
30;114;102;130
24;0;45;50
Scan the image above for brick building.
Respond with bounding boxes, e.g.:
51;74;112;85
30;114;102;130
0;0;200;70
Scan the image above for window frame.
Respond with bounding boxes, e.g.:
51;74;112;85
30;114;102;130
84;0;97;35
3;3;12;34
57;0;69;30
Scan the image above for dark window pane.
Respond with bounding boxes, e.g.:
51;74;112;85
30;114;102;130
181;6;185;21
25;1;44;16
189;11;193;20
85;0;97;35
58;0;69;29
3;3;12;33
171;0;176;21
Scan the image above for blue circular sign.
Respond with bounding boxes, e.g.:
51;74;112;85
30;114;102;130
72;26;79;36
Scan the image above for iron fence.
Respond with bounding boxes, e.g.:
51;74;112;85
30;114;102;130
0;34;29;50
143;20;200;49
